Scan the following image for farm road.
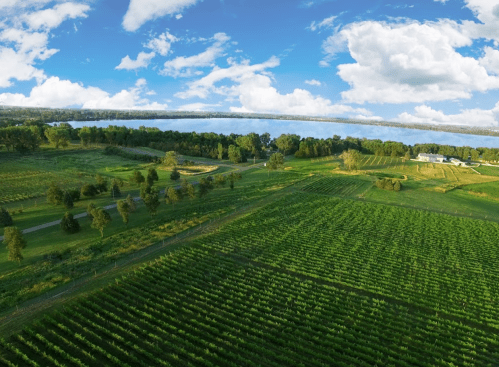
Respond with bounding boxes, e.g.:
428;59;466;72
0;162;264;241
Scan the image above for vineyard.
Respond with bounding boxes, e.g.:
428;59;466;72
301;176;373;197
1;192;499;366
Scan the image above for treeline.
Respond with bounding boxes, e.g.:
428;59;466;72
2;122;499;162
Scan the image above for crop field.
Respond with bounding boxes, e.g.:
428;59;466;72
359;155;406;170
301;176;373;197
474;165;499;176
2;192;499;366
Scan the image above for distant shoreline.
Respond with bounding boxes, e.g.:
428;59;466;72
1;105;498;137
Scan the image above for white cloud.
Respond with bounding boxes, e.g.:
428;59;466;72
329;20;499;104
479;46;499;75
434;0;449;3
144;31;178;56
175;14;183;20
0;77;168;110
0;47;46;87
460;0;499;45
161;32;230;77
122;0;200;32
305;79;321;86
22;2;91;30
177;102;221;111
175;56;371;117
395;103;499;126
115;51;156;71
308;15;337;32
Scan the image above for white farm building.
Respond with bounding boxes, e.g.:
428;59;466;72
417;153;446;163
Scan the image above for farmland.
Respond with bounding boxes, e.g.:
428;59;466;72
2;192;499;366
2;144;499;366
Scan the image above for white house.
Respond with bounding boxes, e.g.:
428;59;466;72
417;153;446;163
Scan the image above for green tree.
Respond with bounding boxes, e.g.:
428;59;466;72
130;170;145;186
275;134;299;156
228;144;243;163
46;182;64;205
471;149;480;162
217;143;224;160
214;174;226;187
63;191;74;210
147;168;159;186
0;207;13;227
125;194;136;212
267;152;284;176
44;127;70;149
228;172;242;190
340;149;362;171
198;177;214;198
165;187;181;209
110;178;123;198
95;174;108;193
3;227;26;264
60;212;80;234
117;200;131;227
81;184;99;198
140;182;153;200
163;151;179;167
180;179;196;200
91;208;111;237
170;167;180;181
143;187;160;217
404;150;411;161
68;189;80;202
86;203;96;220
393;180;401;191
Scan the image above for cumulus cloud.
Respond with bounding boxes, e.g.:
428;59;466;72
479;46;499;75
305;79;321;86
175;56;372;117
395;103;499;126
328;20;499;104
115;51;156;71
0;77;168;110
22;2;91;30
144;31;178;56
161;32;230;77
122;0;200;32
460;0;499;45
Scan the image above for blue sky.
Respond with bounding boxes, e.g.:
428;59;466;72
1;0;499;126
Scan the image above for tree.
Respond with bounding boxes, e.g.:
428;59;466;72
91;208;111;237
214;174;226;187
81;184;99;198
147;168;159;186
46;182;63;205
95;174;108;193
3;227;26;264
340;149;362;171
140;182;154;200
228;145;243;163
180;179;196;200
143;187;160;217
198;177;214;198
170;167;180;181
60;212;80;234
217;143;224;160
117;200;131;227
110;178;123;198
130;170;145;186
404;150;411;161
267;153;284;176
228;172;242;190
63;191;74;210
44;127;70;149
471;149;480;162
125;194;136;212
0;207;13;227
163;151;179;167
68;189;80;202
87;203;96;220
276;134;300;156
393;180;401;191
165;187;181;209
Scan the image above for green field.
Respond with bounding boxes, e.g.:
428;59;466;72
2;192;499;366
3;147;499;366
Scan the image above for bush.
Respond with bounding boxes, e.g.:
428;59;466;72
0;207;13;227
375;178;402;191
60;212;80;234
81;184;99;198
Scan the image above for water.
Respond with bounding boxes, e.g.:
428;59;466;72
67;118;499;149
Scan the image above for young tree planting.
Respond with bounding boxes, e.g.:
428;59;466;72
165;187;181;209
267;152;284;176
81;184;99;198
163;151;179;167
147;168;159;186
3;226;26;264
170;167;180;181
117;200;131;227
228;172;242;190
46;182;64;205
143;187;160;217
130;170;145;186
63;191;74;210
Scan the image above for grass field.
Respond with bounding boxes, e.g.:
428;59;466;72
2;192;499;366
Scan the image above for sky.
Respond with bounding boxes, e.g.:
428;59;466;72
1;0;499;127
